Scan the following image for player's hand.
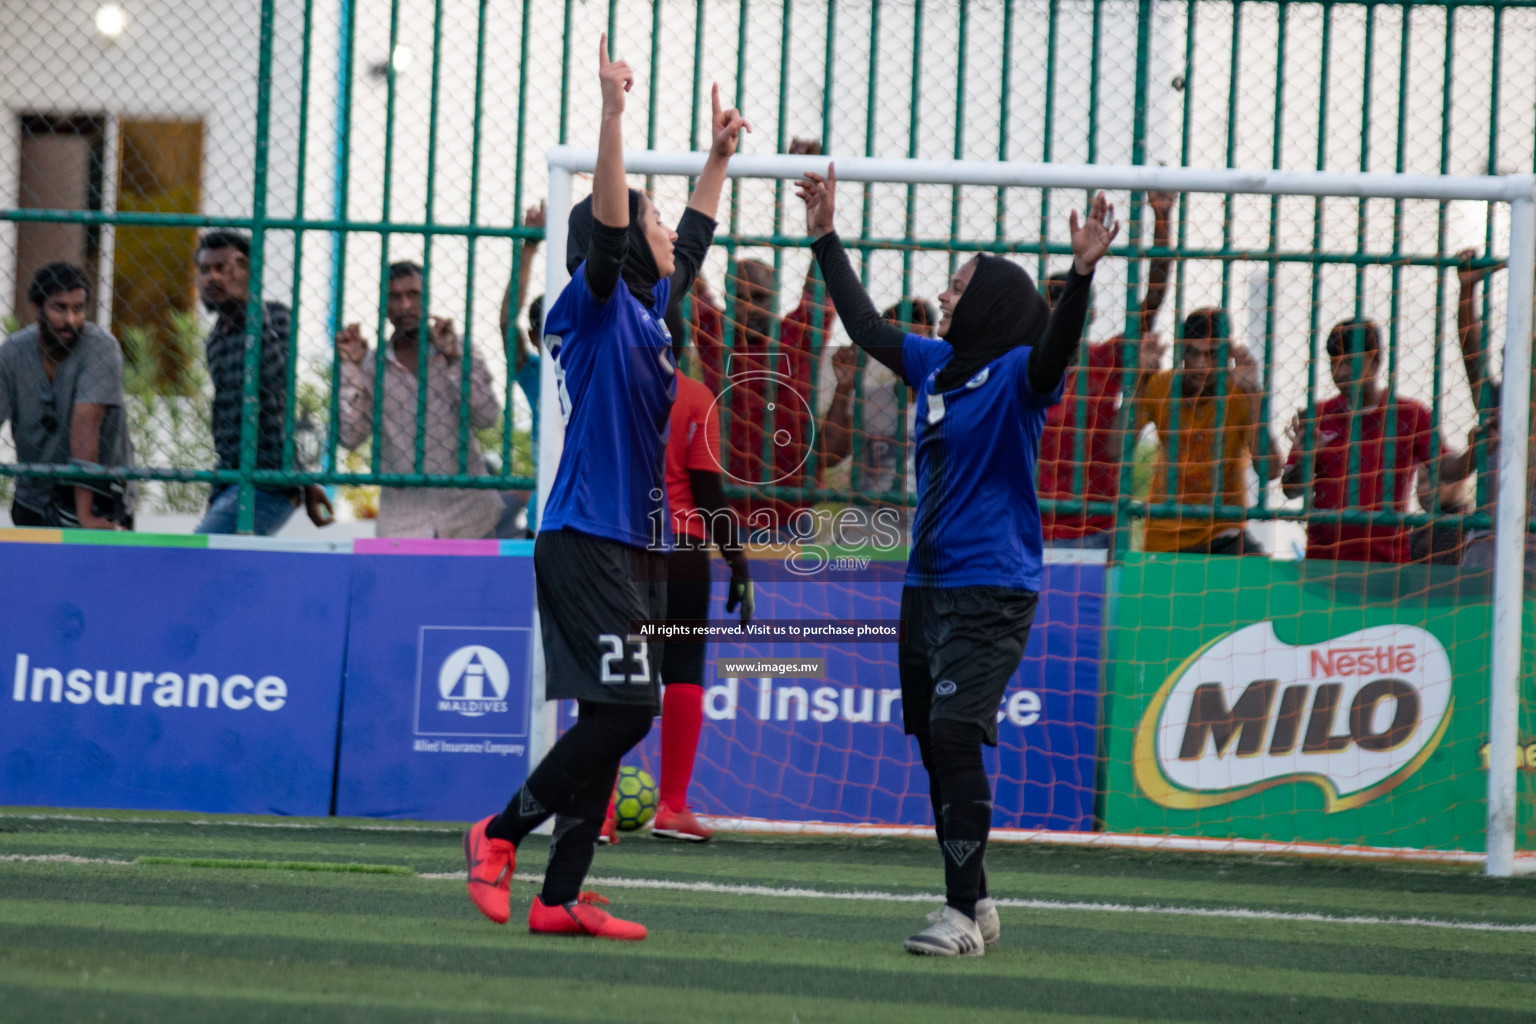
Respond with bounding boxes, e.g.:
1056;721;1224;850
708;82;751;160
795;164;836;239
598;34;633;117
830;344;860;391
726;561;754;626
1070;191;1120;275
336;323;367;364
304;484;336;527
430;316;460;361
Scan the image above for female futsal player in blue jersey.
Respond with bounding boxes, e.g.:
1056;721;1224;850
797;167;1119;957
462;35;749;941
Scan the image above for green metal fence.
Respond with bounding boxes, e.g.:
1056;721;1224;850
0;0;1530;539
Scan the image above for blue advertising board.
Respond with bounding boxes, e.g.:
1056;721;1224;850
333;549;536;821
602;559;1105;832
0;542;349;815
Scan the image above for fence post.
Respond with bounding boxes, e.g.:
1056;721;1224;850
237;0;279;534
1485;186;1535;877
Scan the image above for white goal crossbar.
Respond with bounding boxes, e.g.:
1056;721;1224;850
535;149;1536;875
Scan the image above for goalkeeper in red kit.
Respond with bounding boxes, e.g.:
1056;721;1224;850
600;337;754;844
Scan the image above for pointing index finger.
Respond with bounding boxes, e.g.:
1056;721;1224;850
600;33;609;65
712;82;722;123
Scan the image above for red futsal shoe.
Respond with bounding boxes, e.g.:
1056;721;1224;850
528;893;648;940
651;802;713;842
463;815;516;924
598;810;619;846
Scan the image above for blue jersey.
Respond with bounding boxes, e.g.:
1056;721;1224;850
540;264;676;549
903;334;1062;590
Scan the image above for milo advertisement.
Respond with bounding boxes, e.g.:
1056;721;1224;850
1102;553;1536;852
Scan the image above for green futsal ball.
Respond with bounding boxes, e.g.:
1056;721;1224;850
613;766;658;831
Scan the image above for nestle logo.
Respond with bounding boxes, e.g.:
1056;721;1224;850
1309;645;1416;678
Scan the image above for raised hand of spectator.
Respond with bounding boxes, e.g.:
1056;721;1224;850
1137;331;1167;372
304;484;336;527
1457;247;1504;288
1149;189;1176;221
788;137;822;156
709;82;751;160
598;34;633;118
526;200;546;232
830;343;860;392
795;164;836;239
429;316;460;362
336;323;367;364
1070;191;1120;275
1231;342;1263;394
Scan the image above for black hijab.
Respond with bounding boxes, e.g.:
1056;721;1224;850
566;190;663;307
932;254;1049;393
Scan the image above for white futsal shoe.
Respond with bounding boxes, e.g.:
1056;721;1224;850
927;896;999;947
904;904;986;957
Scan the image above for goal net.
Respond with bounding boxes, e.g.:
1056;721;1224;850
536;149;1536;874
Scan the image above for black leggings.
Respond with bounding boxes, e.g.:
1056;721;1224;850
487;701;653;904
913;718;992;916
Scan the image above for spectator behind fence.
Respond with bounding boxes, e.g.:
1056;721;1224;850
194;231;333;535
1133;309;1279;555
693;256;837;542
1450;249;1536;568
337;261;508;539
692;136;836;543
818;299;935;507
497;201;546;534
1281;318;1469;563
0;262;135;530
1038;189;1175;550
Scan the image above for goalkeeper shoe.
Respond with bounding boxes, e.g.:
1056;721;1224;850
463;815;516;924
651;803;713;842
904;905;985;957
528;893;647;940
928;897;999;946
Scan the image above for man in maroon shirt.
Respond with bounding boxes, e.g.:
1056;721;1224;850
1037;190;1175;548
1282;319;1470;563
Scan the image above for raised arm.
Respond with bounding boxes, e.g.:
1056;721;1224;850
1457;247;1501;406
586;34;634;304
797;165;907;378
1028;192;1120;397
1137;190;1175;337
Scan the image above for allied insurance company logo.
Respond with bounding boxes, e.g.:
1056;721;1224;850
414;626;530;738
1133;622;1453;812
437;645;510;717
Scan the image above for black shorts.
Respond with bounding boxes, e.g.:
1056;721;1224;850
661;544;712;685
535;528;667;708
898;584;1039;746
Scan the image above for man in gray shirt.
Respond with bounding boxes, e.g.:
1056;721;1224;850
0;262;134;529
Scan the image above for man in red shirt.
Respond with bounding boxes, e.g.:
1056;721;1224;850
1282;319;1470;563
692;258;837;541
1037;190;1175;548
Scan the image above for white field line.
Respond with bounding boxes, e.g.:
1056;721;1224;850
407;870;1536;936
5;810;1534;874
7;853;1533;935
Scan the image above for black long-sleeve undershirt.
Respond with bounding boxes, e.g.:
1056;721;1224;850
586;208;718;311
585;221;629;303
1026;267;1093;398
688;468;746;571
811;230;1095;395
810;232;908;380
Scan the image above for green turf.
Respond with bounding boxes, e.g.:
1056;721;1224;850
1;809;1533;1022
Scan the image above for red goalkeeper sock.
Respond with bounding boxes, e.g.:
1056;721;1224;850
660;683;705;810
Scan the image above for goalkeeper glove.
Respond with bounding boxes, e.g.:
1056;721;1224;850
725;559;754;626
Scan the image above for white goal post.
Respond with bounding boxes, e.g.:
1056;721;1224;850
534;148;1536;876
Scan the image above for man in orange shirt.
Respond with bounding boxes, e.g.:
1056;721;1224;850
1134;309;1280;554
